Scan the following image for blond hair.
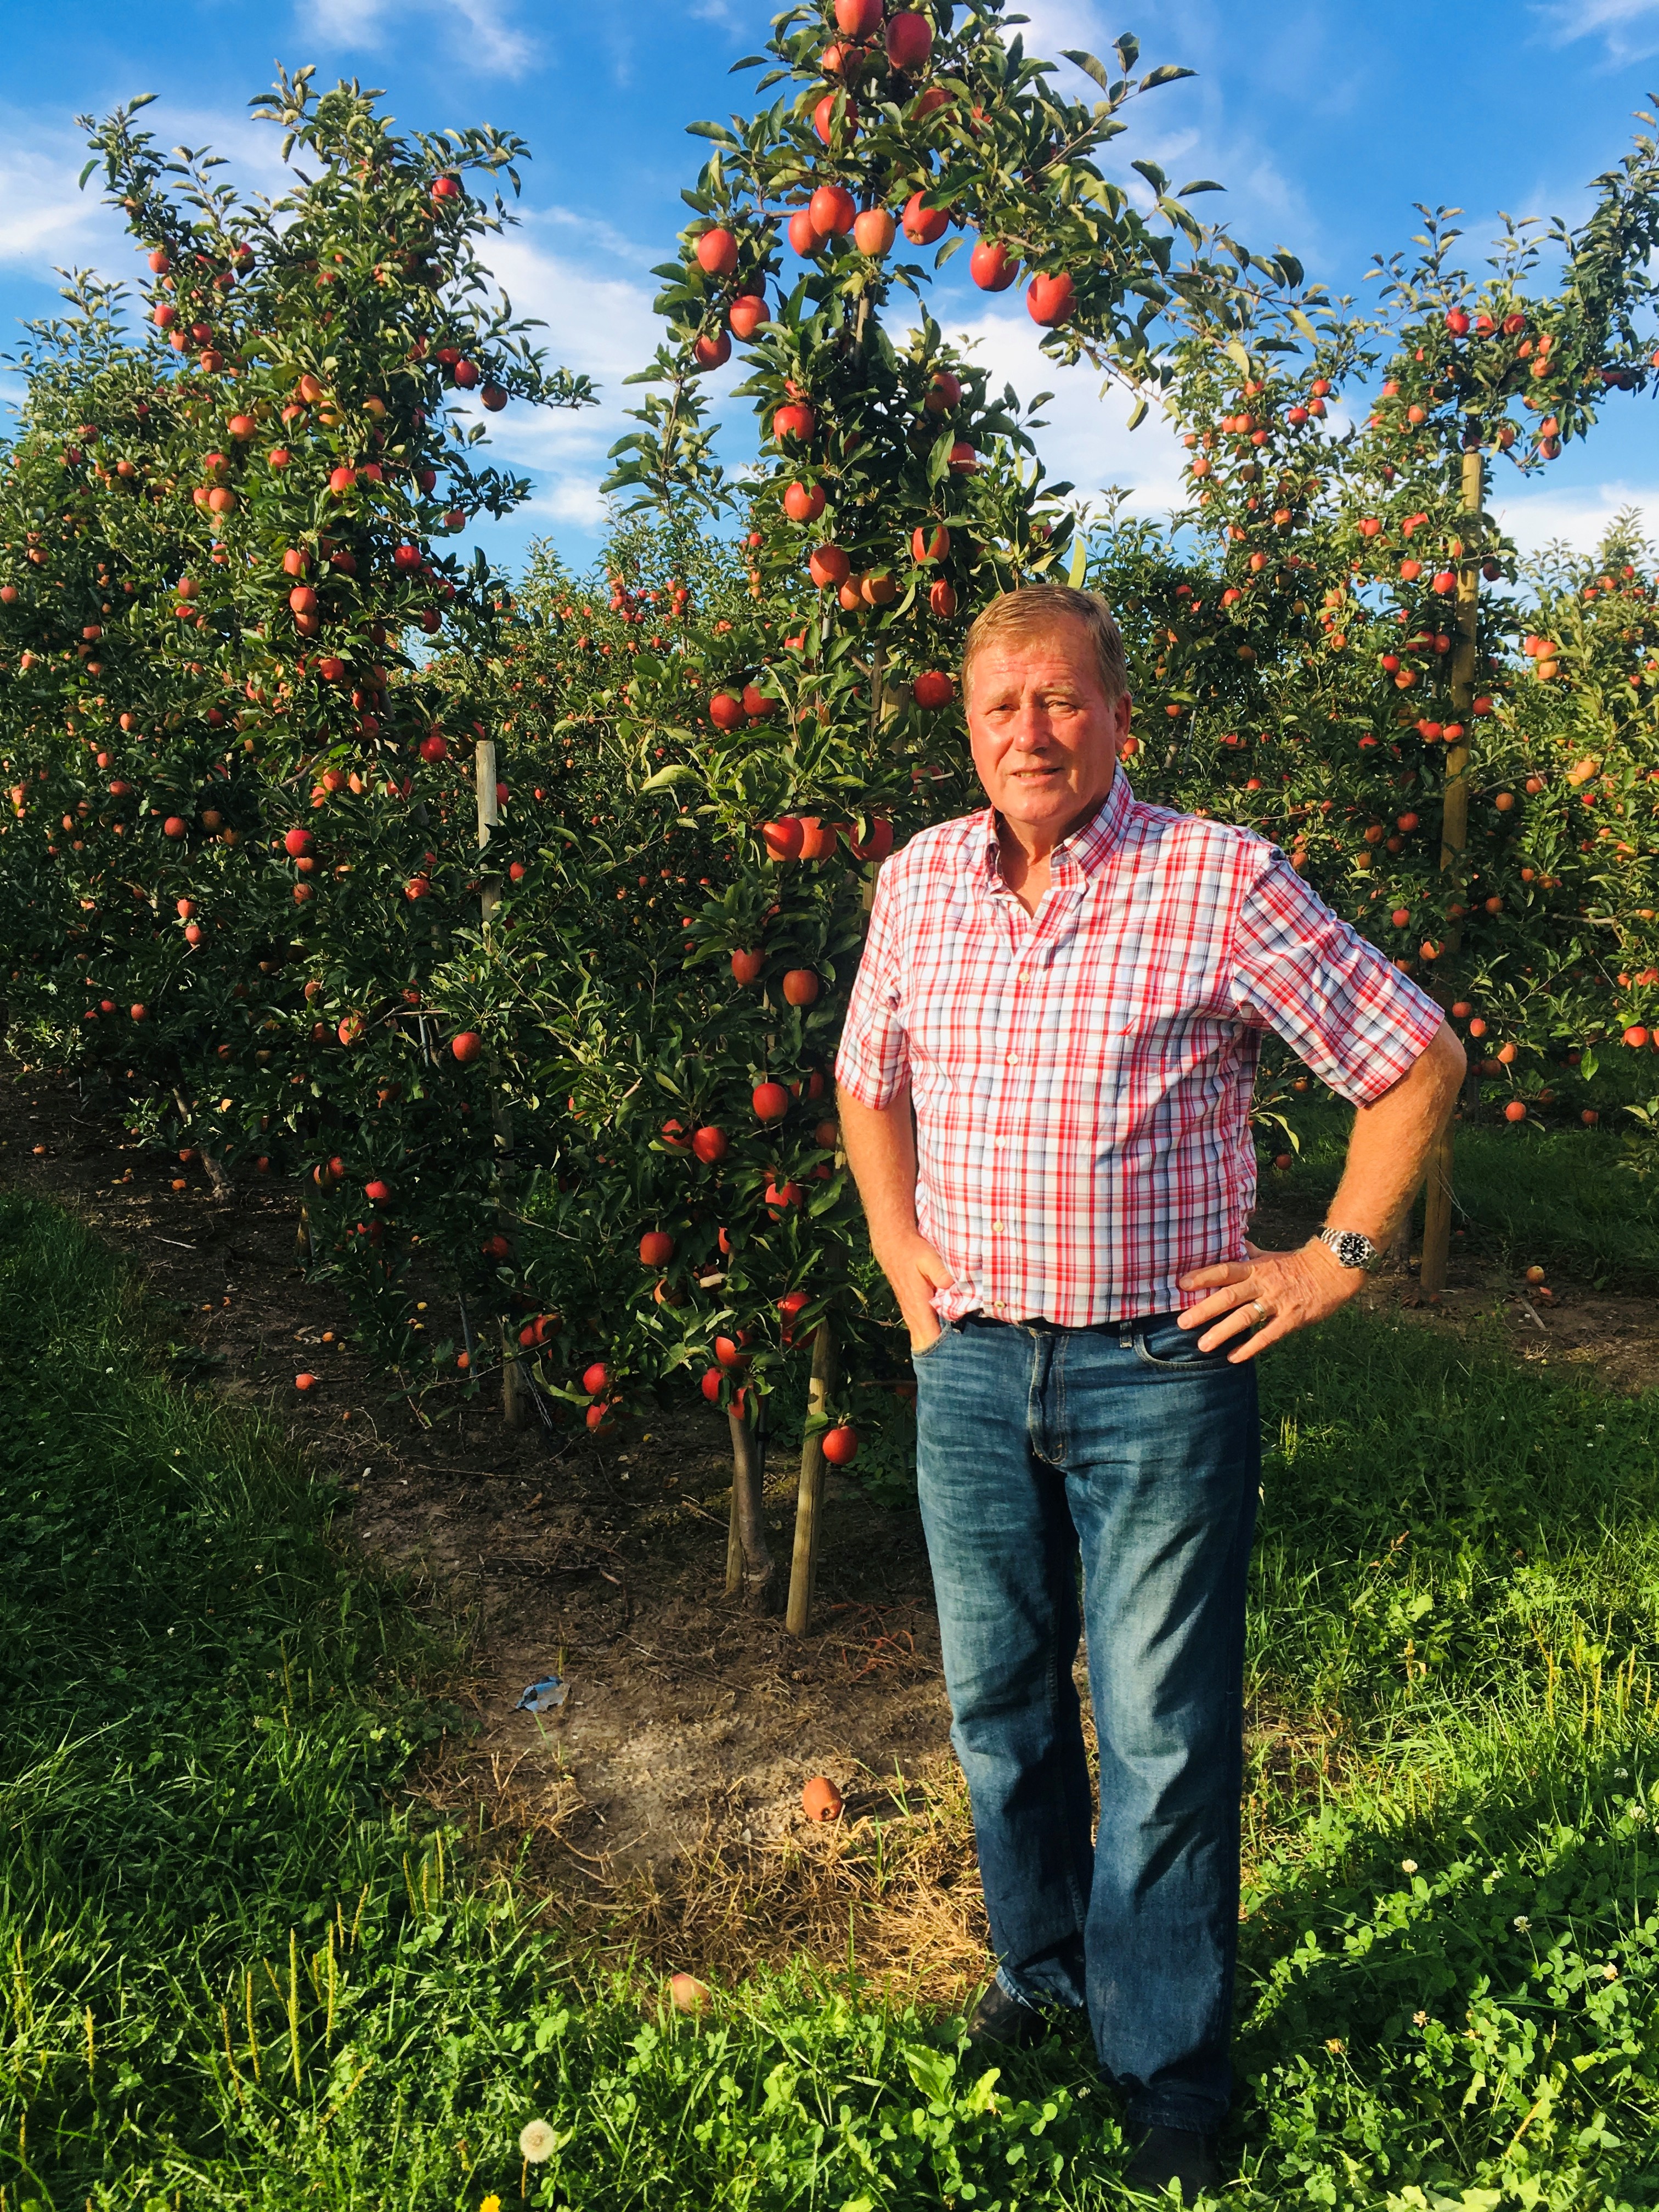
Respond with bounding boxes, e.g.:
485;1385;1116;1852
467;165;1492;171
961;585;1128;706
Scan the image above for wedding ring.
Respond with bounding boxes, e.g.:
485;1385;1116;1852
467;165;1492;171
1249;1298;1271;1325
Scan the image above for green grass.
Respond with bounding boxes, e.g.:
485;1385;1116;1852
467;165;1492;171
2;1190;1658;2208
1272;1102;1659;1290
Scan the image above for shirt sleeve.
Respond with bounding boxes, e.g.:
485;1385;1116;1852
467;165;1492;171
1228;845;1446;1105
834;860;910;1108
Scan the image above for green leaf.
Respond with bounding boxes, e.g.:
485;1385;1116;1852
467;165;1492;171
1060;48;1113;92
1224;338;1252;376
685;120;740;147
1067;537;1088;588
639;764;701;794
1140;64;1196;89
1126;394;1149;430
1114;33;1141;73
1289;307;1321;343
77;159;99;190
729;53;768;69
1176;179;1224;196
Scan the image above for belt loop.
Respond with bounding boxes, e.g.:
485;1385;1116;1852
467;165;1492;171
1118;1319;1133;1351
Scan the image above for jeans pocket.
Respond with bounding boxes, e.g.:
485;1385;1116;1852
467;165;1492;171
1132;1318;1234;1372
911;1319;955;1364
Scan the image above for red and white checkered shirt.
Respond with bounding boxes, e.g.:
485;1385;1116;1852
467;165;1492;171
835;773;1444;1325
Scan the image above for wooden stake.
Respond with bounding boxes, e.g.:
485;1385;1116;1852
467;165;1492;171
476;737;528;1428
786;1319;839;1636
725;1400;775;1611
1420;445;1486;1297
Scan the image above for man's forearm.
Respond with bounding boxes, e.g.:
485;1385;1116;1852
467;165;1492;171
838;1082;952;1344
1323;1018;1467;1244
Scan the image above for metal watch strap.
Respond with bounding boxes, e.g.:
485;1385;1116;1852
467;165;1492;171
1317;1226;1379;1271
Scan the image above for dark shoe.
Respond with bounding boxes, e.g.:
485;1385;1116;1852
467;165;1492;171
1124;2125;1222;2203
964;1980;1051;2055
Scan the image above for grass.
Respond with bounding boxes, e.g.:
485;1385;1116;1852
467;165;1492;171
1272;1098;1659;1290
2;1187;1658;2208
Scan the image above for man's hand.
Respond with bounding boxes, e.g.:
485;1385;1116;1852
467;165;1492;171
1176;1237;1361;1363
838;1082;957;1353
886;1231;955;1351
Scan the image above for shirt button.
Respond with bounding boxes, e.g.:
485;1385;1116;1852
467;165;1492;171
991;1221;1004;1234
1005;1052;1018;1065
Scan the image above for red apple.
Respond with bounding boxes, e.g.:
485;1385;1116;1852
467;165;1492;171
808;544;849;589
853;207;896;255
809;183;856;237
929;578;958;618
753;1081;789;1121
1027;271;1077;326
761;817;804;861
783;480;826;524
821;1425;859;1466
695;227;740;277
693;330;732;370
774;402;817;443
913;670;954;709
639;1230;675;1267
782;969;820;1006
886;9;932;69
452;1031;483;1063
901;191;948;245
728;295;770;340
692;1126;730;1163
710;691;744;731
911;523;950;564
788;208;821;256
848;815;894;862
834;0;882;32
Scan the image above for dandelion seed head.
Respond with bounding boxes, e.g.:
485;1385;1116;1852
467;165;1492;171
520;2118;556;2163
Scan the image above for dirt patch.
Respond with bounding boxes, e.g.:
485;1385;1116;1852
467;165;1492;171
5;1054;1655;1995
0;1052;984;1991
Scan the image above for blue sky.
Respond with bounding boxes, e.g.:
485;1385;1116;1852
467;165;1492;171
1;0;1656;583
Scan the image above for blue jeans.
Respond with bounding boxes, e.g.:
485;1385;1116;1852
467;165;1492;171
913;1311;1259;2135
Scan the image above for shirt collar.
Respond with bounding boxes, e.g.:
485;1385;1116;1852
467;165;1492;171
975;770;1134;890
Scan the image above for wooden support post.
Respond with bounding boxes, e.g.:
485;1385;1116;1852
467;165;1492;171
1420;445;1486;1298
786;1319;839;1637
476;737;528;1429
725;1400;775;1612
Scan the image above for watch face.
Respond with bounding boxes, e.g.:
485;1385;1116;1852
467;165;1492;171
1324;1228;1374;1269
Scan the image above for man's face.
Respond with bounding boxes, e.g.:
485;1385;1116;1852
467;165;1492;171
964;619;1132;846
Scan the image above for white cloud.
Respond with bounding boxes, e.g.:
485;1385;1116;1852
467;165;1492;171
0;115;117;272
451;214;673;533
295;0;538;76
1532;0;1659;63
1494;479;1658;560
945;303;1192;520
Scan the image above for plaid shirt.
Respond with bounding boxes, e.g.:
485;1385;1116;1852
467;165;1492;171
835;773;1444;1325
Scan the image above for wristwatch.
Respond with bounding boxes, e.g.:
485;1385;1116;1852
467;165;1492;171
1317;1227;1380;1271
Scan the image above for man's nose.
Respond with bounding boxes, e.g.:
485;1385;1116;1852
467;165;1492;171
1009;709;1055;752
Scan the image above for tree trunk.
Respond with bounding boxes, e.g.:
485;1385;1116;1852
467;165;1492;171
786;1319;839;1636
1420;446;1485;1298
476;738;529;1427
725;1402;776;1612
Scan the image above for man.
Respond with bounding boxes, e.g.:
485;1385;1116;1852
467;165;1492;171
834;586;1464;2201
